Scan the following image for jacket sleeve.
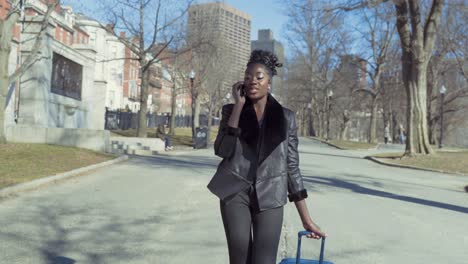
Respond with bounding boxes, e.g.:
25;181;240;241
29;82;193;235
286;111;308;202
214;104;242;158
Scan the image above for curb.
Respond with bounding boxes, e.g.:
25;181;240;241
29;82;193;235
308;137;346;150
364;156;468;177
308;137;377;150
0;155;129;198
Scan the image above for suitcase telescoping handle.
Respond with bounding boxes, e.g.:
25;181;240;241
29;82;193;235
296;231;326;264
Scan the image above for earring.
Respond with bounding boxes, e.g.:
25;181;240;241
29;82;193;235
268;86;271;91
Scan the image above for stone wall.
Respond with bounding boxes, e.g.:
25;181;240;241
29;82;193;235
16;15;104;130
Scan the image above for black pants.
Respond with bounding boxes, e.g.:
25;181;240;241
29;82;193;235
220;186;284;264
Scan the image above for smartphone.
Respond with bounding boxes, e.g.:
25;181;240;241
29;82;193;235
240;84;246;97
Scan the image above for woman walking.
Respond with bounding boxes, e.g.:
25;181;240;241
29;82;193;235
207;50;327;264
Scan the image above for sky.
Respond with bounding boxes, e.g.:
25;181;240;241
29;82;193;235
61;0;290;54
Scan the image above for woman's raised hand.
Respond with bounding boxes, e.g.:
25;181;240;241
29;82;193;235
232;81;246;105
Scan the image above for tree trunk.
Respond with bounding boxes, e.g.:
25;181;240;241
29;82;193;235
319;111;325;138
314;108;322;138
169;83;176;135
136;68;149;137
368;95;379;143
394;0;443;155
0;13;20;144
405;62;434;154
391;111;398;142
308;107;315;136
0;50;9;144
340;111;350;140
0;69;8;144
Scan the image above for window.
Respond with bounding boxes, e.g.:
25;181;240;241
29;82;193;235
51;53;83;100
90;32;96;45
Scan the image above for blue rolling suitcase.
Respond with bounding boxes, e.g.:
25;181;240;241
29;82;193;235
279;231;333;264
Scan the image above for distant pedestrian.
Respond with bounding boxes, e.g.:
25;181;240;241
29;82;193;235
156;124;173;151
208;49;326;264
398;124;406;144
384;123;390;144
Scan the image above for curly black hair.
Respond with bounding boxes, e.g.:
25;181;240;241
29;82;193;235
247;49;283;76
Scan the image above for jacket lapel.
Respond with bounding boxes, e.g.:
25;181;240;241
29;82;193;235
239;94;287;164
259;94;287;164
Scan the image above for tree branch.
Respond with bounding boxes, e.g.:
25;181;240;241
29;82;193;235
147;0;162;52
322;0;390;12
142;36;173;72
8;0;58;84
353;87;377;97
423;0;445;53
394;0;411;51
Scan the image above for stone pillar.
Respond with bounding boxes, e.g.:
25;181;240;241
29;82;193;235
17;15;55;127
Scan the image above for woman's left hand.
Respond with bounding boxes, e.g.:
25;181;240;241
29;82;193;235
303;220;327;239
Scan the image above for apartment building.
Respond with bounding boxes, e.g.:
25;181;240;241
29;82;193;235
187;2;251;93
251;29;285;97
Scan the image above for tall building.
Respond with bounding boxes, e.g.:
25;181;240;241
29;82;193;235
187;2;251;94
336;55;367;90
251;29;285;97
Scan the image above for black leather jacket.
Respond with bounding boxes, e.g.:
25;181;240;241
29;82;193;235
207;94;308;211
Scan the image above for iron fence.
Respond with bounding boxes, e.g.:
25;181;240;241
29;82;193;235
105;110;219;130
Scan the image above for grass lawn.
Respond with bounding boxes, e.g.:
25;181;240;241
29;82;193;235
370;151;468;175
111;127;219;147
0;143;115;189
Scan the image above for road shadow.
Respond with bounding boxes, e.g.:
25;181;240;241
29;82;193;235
127;154;220;170
302;175;468;214
300;151;364;160
340;173;466;194
0;197;184;263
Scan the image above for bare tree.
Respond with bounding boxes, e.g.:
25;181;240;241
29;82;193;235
322;0;446;155
283;0;349;139
353;4;396;143
200;47;231;143
427;1;468;145
0;0;59;143
380;41;407;143
85;0;192;138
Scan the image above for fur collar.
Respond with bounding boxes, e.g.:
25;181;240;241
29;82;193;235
239;93;287;164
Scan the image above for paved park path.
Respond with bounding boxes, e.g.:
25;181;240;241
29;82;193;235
0;139;467;264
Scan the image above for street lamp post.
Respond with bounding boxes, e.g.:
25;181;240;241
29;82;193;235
439;84;447;149
326;90;333;141
189;70;196;140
